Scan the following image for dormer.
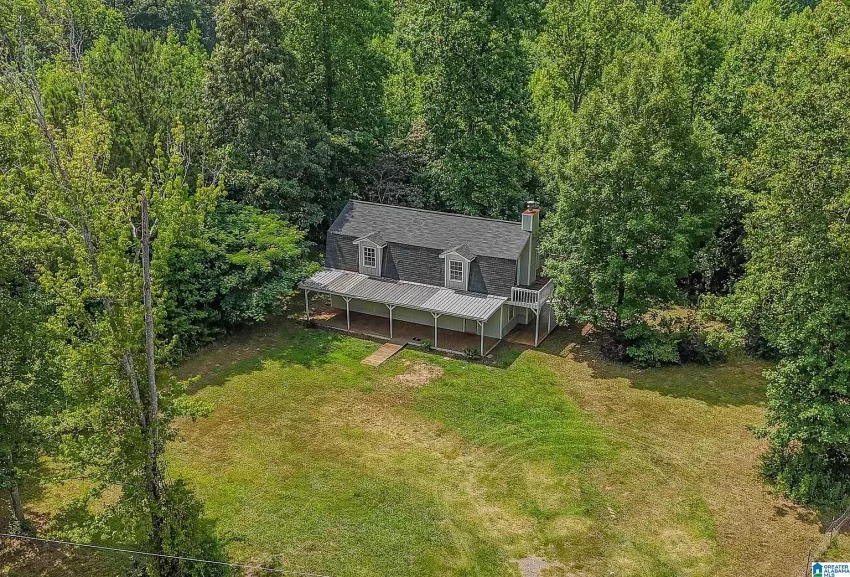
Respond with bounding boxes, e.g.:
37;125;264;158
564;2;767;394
439;244;475;291
353;231;386;276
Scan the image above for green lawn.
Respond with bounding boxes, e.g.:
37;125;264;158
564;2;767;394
4;318;849;576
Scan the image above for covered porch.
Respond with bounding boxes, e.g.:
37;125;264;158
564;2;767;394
307;304;502;356
299;269;509;357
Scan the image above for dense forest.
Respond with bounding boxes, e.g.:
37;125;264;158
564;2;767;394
1;0;849;573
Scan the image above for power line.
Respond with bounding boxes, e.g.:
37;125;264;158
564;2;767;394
0;532;335;577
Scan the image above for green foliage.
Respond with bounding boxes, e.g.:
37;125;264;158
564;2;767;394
84;26;208;176
541;35;721;348
624;312;726;367
531;0;639;194
163;200;315;355
398;0;541;218
205;0;331;231
0;209;61;523
717;0;850;507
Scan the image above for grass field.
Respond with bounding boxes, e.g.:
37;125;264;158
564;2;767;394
3;318;849;576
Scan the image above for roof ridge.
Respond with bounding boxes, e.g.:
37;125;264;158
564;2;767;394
350;199;524;227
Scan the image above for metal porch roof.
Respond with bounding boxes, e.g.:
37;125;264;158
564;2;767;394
299;268;506;322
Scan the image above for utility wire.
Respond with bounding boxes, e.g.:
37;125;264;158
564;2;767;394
0;532;335;577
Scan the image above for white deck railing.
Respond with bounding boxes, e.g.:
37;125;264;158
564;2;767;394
510;279;554;309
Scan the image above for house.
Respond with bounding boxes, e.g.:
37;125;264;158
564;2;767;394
299;200;556;355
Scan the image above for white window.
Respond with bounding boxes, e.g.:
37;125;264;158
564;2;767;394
362;246;377;268
449;259;463;282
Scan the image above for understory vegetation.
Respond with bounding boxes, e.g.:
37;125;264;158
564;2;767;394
1;0;849;572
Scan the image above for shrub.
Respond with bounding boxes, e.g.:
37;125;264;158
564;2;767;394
161;200;316;357
615;311;726;368
463;345;480;360
421;338;433;351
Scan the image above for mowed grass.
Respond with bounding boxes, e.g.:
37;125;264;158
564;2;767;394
5;318;850;576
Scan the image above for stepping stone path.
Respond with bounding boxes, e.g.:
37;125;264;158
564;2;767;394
361;342;405;366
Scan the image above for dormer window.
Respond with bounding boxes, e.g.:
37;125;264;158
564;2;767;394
353;231;386;276
440;244;475;291
362;246;377;269
448;259;463;283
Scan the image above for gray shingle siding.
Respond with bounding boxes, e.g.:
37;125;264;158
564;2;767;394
468;257;516;297
325;232;360;272
326;232;517;297
382;243;444;286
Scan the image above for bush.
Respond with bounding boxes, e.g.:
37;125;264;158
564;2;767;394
162;200;316;357
421;338;433;351
463;345;480;360
613;311;726;368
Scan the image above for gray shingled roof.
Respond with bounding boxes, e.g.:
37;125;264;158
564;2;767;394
300;268;506;321
353;231;387;246
440;244;476;261
329;200;530;260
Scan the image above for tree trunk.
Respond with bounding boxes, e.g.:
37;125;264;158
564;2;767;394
140;192;174;577
9;485;26;528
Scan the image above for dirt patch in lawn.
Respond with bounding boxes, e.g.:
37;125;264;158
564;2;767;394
389;360;444;388
513;556;567;577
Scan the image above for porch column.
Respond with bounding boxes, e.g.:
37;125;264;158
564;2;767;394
431;312;441;348
547;303;552;333
535;308;540;347
500;305;504;338
478;320;484;356
386;304;396;339
343;296;352;330
304;289;311;320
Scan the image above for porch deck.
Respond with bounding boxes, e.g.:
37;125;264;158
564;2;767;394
314;308;501;356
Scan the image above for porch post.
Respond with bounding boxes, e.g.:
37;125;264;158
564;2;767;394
525;308;529;324
386;304;396;339
304;289;311;320
547;303;552;333
431;312;440;348
535;308;540;346
343;296;351;330
478;321;485;356
463;318;466;333
500;305;504;338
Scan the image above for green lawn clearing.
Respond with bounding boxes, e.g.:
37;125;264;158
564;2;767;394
3;318;848;576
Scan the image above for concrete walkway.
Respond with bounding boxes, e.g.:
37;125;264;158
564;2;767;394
361;342;405;366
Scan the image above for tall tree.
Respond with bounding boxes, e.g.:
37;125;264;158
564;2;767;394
205;0;330;232
399;0;542;218
530;0;639;202
719;0;850;507
84;26;209;177
279;0;393;209
541;37;720;362
1;9;225;573
690;0;789;298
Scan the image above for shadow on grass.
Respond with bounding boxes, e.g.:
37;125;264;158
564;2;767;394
183;319;353;393
532;326;768;408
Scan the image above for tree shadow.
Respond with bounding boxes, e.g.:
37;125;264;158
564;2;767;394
180;318;352;394
548;327;768;408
